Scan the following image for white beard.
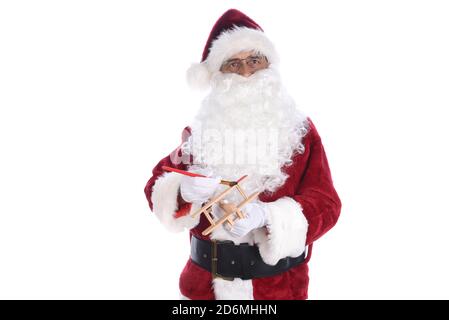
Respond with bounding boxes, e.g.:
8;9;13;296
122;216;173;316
184;67;308;195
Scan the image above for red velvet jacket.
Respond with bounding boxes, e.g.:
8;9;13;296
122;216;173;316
144;120;341;299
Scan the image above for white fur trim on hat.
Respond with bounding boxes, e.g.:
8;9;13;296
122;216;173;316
206;26;280;73
186;26;279;90
151;172;201;232
253;197;308;266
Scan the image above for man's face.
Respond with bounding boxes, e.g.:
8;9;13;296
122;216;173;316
219;51;269;77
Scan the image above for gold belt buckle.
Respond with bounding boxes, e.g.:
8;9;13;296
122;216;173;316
211;240;234;281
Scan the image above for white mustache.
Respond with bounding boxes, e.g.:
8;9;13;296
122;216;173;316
210;67;281;93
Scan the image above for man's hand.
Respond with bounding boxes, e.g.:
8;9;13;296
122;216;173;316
214;201;269;238
180;175;221;204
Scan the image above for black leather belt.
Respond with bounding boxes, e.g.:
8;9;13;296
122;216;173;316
190;235;306;280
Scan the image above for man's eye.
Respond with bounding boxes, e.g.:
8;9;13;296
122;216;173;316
248;58;261;67
230;63;239;68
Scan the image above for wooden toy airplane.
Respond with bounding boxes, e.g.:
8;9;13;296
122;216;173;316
162;166;260;236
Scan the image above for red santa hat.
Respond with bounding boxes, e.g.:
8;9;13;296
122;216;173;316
187;9;280;89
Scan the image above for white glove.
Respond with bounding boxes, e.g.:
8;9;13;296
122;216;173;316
213;201;269;238
180;175;221;204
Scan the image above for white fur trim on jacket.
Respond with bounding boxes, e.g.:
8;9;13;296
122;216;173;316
253;197;308;266
150;172;200;232
213;278;254;300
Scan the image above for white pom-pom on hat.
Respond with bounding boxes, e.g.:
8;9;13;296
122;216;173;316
186;62;211;90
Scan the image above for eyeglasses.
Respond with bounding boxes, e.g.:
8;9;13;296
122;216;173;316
220;55;269;74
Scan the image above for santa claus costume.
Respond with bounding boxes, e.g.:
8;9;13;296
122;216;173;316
144;9;341;300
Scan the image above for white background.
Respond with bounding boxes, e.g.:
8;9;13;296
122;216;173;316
1;0;448;299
